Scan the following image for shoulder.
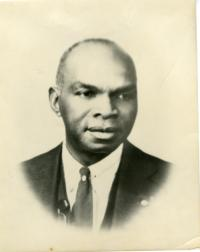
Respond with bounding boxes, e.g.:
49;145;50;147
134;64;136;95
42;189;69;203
20;144;62;181
122;141;171;183
20;144;63;208
123;141;170;165
21;144;62;168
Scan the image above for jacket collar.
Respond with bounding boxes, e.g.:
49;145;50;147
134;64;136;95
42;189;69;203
102;141;160;228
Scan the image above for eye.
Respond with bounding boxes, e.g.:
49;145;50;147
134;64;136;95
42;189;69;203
117;93;131;100
75;89;96;98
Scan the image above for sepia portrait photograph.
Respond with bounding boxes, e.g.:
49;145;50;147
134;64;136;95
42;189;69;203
0;0;200;251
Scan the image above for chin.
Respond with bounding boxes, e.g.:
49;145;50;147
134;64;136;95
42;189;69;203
83;142;120;154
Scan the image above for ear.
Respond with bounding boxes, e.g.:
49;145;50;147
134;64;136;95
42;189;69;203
49;86;61;117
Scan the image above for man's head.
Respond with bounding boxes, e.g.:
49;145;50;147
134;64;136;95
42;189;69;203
49;38;138;163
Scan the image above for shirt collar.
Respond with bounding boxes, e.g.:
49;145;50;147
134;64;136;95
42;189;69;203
62;141;123;179
89;144;123;178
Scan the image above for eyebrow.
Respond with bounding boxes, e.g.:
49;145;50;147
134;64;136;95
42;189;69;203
70;81;136;93
70;82;100;92
112;85;136;94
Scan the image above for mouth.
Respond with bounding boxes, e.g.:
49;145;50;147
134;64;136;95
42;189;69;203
88;126;117;133
87;126;118;140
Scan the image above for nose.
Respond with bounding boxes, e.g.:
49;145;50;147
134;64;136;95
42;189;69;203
93;94;118;119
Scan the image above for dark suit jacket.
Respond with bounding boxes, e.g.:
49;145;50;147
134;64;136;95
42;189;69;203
21;141;170;229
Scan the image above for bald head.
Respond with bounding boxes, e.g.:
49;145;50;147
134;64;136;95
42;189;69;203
56;38;137;88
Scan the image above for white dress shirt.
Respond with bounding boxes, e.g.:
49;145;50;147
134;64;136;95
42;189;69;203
62;142;123;229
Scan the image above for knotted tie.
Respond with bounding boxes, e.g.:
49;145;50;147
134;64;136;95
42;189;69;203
71;167;93;227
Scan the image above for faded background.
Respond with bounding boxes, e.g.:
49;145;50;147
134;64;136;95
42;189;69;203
0;0;200;251
1;0;197;163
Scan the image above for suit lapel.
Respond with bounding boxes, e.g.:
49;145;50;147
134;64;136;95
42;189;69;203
44;144;64;213
102;141;159;228
23;144;63;213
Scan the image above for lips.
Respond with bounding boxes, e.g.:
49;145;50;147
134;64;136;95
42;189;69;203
87;126;117;133
87;126;118;140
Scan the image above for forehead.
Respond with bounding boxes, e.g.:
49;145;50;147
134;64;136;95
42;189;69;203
63;43;136;90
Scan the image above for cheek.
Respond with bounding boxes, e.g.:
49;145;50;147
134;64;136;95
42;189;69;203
118;101;137;121
59;97;91;126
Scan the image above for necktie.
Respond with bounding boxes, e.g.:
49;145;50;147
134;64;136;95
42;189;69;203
71;167;93;227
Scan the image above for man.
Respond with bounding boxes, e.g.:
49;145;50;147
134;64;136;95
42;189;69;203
21;38;170;230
